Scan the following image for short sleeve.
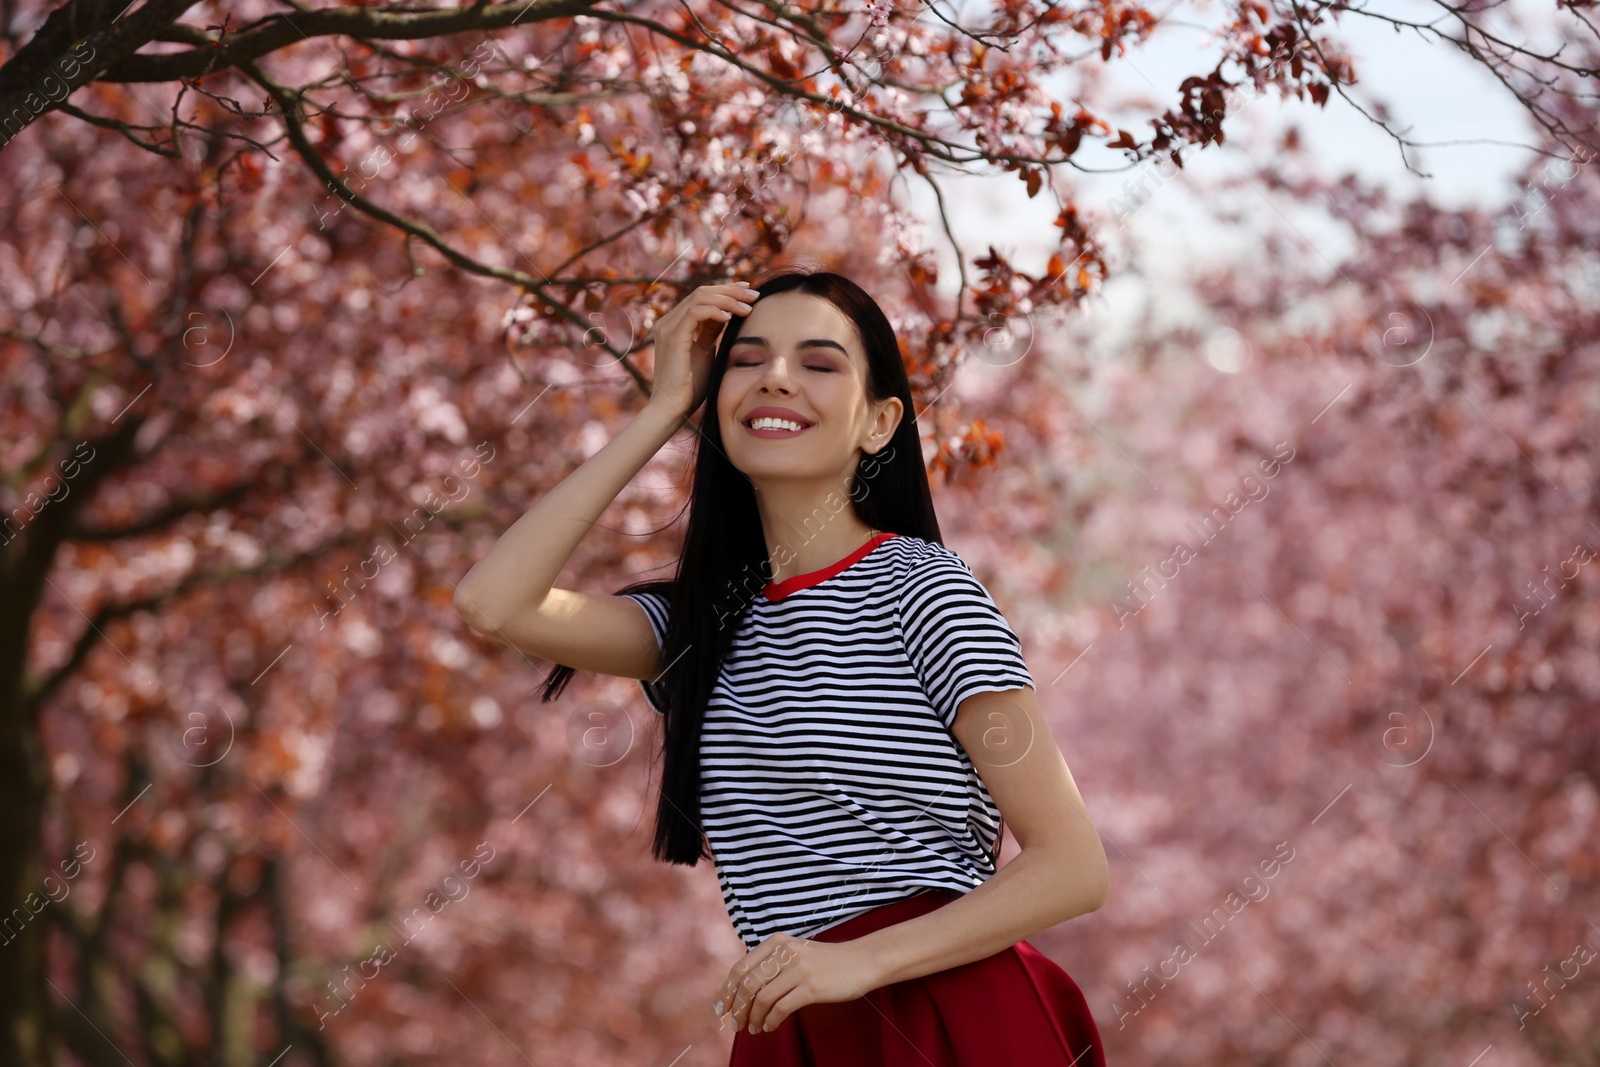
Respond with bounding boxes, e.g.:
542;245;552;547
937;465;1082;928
619;591;671;715
897;549;1034;729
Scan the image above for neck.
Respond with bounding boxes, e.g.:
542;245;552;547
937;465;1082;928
753;480;878;585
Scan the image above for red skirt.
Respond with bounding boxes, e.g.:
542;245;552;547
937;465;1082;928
728;887;1106;1066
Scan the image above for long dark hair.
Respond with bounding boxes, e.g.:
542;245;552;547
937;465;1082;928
541;268;945;865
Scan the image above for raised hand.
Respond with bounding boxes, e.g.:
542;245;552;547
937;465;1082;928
647;279;763;421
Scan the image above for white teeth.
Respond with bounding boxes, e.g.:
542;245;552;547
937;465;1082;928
749;417;806;431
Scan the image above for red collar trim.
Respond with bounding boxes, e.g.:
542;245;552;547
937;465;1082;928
764;532;899;602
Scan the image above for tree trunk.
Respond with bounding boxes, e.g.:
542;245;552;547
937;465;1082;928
0;516;66;1067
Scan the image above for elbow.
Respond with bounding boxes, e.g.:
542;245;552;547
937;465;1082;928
453;585;495;635
1031;843;1109;921
1065;875;1108;921
1085;853;1111;913
1063;848;1110;918
1085;870;1110;913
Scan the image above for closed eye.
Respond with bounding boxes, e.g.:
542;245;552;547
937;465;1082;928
731;360;835;372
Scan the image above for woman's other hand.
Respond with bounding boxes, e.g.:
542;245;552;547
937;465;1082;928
713;934;883;1037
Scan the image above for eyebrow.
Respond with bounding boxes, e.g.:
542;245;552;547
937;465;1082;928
729;336;849;356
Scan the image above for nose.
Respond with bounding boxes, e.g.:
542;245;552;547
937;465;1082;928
756;354;796;393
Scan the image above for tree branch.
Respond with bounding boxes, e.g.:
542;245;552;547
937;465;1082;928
99;0;605;83
237;58;656;395
0;0;202;149
60;479;257;542
20;528;373;719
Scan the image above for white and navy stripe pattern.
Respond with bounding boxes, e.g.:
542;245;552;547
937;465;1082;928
620;532;1035;950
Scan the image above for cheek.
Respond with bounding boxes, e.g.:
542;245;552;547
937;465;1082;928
818;381;866;422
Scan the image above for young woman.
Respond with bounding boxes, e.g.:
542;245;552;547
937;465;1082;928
454;269;1110;1066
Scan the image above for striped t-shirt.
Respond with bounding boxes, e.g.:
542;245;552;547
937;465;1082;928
620;531;1035;950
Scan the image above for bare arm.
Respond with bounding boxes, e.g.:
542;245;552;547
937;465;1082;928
454;397;682;623
451;280;761;678
856;685;1109;985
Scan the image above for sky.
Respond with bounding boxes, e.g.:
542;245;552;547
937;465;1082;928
899;0;1553;357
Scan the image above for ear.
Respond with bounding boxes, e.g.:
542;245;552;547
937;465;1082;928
865;395;903;455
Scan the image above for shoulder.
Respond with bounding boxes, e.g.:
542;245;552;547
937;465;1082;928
887;536;1033;723
880;533;962;571
886;535;988;592
887;536;1016;629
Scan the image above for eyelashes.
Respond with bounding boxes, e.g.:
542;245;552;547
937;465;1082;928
731;361;836;373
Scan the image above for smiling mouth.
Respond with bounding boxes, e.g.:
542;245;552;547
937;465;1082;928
744;417;813;436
